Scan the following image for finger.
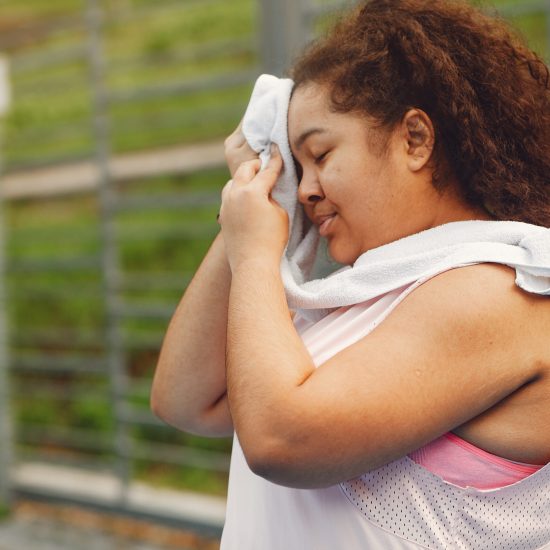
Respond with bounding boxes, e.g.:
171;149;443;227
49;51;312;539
221;179;233;203
225;120;246;148
266;143;283;173
252;145;283;195
253;166;281;196
220;180;232;219
233;159;262;185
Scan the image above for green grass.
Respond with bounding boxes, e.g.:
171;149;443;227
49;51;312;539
1;0;256;169
6;165;226;494
134;461;229;496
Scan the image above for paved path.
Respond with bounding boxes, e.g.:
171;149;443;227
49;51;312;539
13;462;226;530
0;462;225;549
12;462;226;531
0;515;166;549
0;500;220;550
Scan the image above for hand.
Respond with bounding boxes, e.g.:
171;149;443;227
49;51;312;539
224;119;259;178
218;146;288;272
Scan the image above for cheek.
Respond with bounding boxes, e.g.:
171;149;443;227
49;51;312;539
321;165;345;201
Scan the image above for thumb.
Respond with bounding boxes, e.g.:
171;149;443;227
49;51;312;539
257;144;283;195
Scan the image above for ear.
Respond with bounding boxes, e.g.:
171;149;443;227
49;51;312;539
401;109;435;172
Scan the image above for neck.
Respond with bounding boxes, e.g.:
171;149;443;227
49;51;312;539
428;184;495;229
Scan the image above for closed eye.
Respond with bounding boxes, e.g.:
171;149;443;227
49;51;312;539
293;151;328;183
315;151;329;164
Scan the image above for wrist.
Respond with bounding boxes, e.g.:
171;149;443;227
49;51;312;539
230;256;282;277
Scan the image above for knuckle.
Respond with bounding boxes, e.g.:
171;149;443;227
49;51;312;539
233;165;245;178
235;160;255;175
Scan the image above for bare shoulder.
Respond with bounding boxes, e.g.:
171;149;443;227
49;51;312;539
393;262;550;376
419;262;528;301
416;262;548;322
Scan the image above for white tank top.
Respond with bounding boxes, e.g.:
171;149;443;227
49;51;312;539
220;272;550;550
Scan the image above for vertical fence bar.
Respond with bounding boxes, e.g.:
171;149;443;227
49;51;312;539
258;0;307;76
0;187;12;511
0;54;13;509
85;0;131;504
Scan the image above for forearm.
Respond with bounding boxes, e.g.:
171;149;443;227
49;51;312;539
152;231;232;434
226;259;314;459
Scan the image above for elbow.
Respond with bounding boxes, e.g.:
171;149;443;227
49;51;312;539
244;438;287;483
150;359;167;417
150;370;182;428
237;410;316;487
150;388;191;432
246;448;322;489
149;362;183;428
241;434;322;489
151;379;234;438
235;419;281;478
150;391;161;418
150;382;170;424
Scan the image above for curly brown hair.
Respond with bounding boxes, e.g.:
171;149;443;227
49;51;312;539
290;0;550;226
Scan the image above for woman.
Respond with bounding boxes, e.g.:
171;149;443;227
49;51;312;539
151;0;550;547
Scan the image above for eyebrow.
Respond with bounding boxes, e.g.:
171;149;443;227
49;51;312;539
293;128;327;150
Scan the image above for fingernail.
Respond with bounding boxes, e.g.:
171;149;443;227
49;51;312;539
270;143;279;155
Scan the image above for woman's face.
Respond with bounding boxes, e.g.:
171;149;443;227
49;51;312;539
288;83;436;265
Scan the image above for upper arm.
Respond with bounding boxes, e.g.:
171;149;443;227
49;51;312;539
261;264;545;488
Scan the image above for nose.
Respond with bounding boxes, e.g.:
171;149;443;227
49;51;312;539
297;172;324;205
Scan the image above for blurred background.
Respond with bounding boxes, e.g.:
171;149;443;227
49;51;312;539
0;0;546;548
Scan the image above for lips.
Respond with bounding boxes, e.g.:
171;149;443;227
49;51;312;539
316;214;337;237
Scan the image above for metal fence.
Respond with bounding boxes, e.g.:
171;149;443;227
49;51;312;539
0;0;548;535
0;0;365;532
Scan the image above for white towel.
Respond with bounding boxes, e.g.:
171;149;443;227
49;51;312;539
241;74;550;321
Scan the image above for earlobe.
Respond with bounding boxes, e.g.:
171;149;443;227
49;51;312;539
404;110;434;172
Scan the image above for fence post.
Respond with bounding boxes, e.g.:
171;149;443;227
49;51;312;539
0;54;13;511
85;0;131;505
258;0;308;76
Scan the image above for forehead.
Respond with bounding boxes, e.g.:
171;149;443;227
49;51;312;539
288;83;381;153
288;83;333;136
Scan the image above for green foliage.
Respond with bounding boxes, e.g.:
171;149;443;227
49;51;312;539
1;0;547;498
1;0;256;170
134;461;229;496
16;397;59;427
0;501;12;521
6;167;227;493
70;396;113;431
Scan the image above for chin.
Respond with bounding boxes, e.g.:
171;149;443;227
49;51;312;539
327;240;361;266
